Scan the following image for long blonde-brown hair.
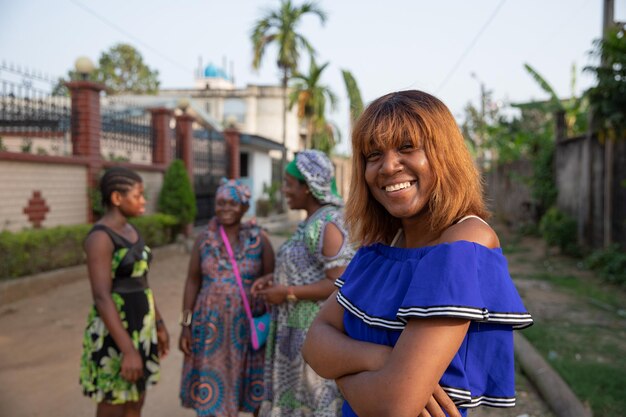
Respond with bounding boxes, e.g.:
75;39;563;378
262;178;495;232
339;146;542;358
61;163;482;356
345;90;489;246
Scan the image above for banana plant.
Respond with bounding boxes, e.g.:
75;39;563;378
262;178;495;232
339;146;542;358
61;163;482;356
522;63;588;137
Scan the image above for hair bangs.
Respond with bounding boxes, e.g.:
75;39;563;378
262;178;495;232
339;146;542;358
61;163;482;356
358;101;426;157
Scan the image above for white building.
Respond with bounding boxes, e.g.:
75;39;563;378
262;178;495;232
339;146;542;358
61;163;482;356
159;61;303;216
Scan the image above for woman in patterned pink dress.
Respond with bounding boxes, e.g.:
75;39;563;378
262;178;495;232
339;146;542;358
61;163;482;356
179;179;275;417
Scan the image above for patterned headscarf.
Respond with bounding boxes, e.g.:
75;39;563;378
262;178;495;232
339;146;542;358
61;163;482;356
286;150;343;207
216;178;251;205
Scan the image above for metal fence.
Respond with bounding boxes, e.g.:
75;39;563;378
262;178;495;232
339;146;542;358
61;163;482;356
0;62;71;155
100;97;153;163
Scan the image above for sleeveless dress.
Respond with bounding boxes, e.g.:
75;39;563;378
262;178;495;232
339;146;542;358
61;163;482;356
180;218;266;417
335;234;534;417
79;224;159;404
259;205;355;417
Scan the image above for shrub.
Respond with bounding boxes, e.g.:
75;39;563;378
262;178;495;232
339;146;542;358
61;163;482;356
539;206;580;256
256;199;272;217
158;159;196;225
129;213;179;247
0;214;179;280
256;181;284;217
585;244;626;287
0;224;90;280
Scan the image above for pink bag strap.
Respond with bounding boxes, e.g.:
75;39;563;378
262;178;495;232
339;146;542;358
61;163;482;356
219;226;260;346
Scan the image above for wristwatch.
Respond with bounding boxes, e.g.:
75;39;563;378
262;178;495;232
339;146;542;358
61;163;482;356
286;286;298;302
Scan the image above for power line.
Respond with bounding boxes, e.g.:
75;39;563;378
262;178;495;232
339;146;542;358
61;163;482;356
68;0;193;74
435;0;507;94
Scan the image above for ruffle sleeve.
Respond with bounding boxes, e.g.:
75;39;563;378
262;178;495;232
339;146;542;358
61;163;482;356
397;241;533;328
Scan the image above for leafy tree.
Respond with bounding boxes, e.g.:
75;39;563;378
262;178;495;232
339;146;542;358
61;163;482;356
461;83;557;219
585;24;626;140
289;57;337;150
341;69;364;130
52;43;160;95
95;43;160;94
158;160;196;226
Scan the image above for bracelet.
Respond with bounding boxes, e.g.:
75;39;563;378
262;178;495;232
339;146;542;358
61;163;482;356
286;286;298;302
180;309;193;327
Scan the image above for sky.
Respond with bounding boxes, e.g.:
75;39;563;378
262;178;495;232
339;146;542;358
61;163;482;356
1;0;624;154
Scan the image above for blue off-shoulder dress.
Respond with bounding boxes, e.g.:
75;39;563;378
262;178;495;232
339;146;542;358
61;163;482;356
335;240;533;417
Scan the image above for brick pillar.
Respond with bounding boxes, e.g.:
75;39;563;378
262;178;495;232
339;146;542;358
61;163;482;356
66;80;105;223
175;113;195;184
224;127;240;179
150;107;174;165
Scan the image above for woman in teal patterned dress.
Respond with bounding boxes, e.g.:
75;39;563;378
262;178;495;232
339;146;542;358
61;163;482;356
253;150;355;417
179;178;275;417
80;167;169;417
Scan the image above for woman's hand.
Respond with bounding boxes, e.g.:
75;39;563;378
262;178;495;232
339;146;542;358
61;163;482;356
251;273;274;296
120;348;143;382
257;284;288;305
157;323;170;359
420;384;461;417
178;326;192;356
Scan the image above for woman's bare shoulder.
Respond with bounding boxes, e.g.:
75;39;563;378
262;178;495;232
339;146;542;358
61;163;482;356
439;217;500;249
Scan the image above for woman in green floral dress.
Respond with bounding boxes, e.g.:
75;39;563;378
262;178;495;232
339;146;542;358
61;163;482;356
253;150;355;417
80;167;169;416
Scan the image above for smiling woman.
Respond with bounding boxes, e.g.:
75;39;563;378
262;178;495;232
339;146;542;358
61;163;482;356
178;178;275;417
302;90;533;417
252;150;355;417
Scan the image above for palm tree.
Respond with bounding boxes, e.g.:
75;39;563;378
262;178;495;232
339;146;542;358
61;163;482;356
341;69;364;131
289;58;337;150
251;0;327;173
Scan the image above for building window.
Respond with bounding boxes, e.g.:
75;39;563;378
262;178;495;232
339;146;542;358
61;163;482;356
240;153;249;177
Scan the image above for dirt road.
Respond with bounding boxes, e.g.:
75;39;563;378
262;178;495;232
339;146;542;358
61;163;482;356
0;233;554;417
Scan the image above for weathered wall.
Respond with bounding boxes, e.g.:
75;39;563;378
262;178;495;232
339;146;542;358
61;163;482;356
486;134;626;249
484;159;535;227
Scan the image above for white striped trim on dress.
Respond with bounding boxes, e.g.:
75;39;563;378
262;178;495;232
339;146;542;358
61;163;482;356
334;277;345;288
337;293;533;330
442;386;516;408
398;306;533;328
336;292;405;330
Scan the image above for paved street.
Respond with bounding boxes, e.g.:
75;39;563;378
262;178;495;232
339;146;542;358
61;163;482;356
0;244;196;417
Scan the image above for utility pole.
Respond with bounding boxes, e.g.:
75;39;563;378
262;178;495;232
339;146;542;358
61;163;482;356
471;72;487;168
602;0;614;248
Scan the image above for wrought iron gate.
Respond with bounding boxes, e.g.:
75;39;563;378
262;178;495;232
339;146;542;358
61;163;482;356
192;128;226;224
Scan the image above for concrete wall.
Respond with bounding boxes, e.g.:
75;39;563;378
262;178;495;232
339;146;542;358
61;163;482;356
556;134;626;248
137;169;164;215
250;90;299;160
331;155;352;200
0;160;88;232
248;150;273;209
485;134;626;249
484;160;536;227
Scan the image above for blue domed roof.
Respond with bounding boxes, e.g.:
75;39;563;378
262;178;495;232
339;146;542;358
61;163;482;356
204;63;229;79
